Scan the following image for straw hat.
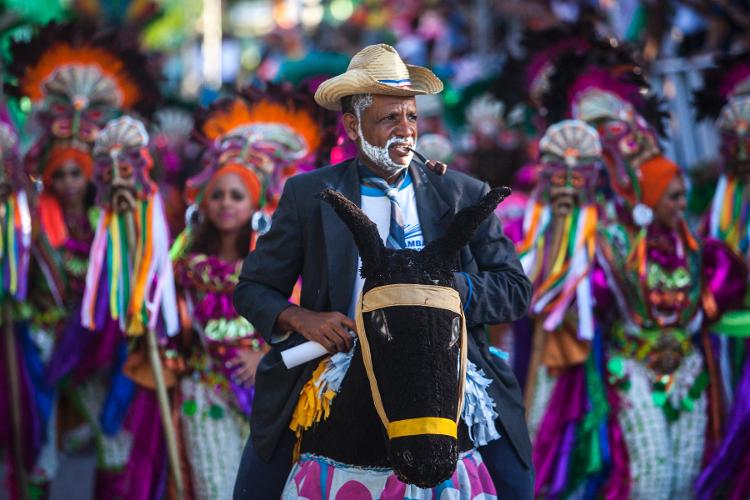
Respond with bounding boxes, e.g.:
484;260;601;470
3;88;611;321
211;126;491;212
314;44;443;111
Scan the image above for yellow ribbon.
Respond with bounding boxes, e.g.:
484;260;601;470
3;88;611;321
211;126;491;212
387;417;458;439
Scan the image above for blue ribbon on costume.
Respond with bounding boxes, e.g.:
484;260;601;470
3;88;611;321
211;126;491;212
489;345;510;361
100;341;135;435
583;327;611;499
19;323;55;439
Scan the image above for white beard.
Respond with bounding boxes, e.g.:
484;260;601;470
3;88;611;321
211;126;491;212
357;123;414;177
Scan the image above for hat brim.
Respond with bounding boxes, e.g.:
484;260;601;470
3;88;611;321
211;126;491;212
314;65;444;111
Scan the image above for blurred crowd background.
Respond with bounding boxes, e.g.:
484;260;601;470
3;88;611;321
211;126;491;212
1;0;748;218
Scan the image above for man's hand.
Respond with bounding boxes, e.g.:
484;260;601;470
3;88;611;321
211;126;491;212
277;306;355;353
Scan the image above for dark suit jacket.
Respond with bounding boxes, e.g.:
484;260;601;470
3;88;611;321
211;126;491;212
234;158;533;467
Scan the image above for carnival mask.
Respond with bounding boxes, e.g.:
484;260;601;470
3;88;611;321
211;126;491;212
574;89;659;199
718;95;750;183
41;65;122;144
539;120;601;216
93;117;151;213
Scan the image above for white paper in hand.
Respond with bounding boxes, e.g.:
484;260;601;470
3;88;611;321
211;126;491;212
280;330;356;369
281;341;329;369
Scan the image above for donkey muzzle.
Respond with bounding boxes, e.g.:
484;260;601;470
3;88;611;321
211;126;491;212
390;434;459;488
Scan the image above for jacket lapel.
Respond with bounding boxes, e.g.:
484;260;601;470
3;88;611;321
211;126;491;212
322;159;361;313
411;163;452;244
322;161;452;313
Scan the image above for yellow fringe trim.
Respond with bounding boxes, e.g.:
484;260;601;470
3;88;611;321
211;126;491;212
289;358;336;462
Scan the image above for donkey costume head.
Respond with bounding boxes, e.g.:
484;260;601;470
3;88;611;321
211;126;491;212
318;186;509;487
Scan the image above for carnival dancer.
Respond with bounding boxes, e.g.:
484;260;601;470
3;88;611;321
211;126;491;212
490;22;610;414
694;53;750;392
79;115;180;499
519;120;613;498
2;20;161;497
596;157;745;499
542;39;667;224
693;52;750;500
0;111;34;499
494;21;598;138
233;44;533;499
168;85;324;499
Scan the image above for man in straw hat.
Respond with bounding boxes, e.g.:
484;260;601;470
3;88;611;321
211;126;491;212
233;44;534;499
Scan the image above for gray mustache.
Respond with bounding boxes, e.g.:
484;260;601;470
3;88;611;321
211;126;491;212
387;137;414;148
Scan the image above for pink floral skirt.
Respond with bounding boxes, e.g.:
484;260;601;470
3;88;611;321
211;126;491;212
282;449;497;499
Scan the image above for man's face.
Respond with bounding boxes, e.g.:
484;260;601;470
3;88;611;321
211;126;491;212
343;95;418;176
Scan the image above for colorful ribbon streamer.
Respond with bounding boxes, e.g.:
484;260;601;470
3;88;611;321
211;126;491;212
0;190;32;302
81;193;178;336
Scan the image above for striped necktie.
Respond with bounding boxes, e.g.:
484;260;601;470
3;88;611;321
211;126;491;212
361;172;407;249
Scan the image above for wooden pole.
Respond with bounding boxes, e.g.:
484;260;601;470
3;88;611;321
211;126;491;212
123;210;185;500
146;327;185;500
4;300;29;500
524;216;567;415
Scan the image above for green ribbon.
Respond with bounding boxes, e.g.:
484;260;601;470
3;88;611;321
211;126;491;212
713;310;750;337
564;355;610;495
659;371;708;422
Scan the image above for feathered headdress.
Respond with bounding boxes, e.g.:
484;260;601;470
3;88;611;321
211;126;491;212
694;53;750;122
522;22;598;107
542;43;667;136
82;116;177;337
5;20;161;139
491;21;597;125
195;86;322;158
191;84;327;203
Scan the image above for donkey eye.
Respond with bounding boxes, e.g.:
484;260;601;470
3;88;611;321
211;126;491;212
371;310;392;341
450;316;461;347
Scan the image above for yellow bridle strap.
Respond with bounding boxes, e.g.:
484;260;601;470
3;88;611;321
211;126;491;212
354;284;468;439
360;284;463;315
387;417;458;440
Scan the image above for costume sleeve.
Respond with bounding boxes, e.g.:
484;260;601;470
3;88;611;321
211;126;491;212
702;237;748;319
454;183;532;327
233;179;303;344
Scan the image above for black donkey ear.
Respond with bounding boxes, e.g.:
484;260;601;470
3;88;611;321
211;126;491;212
423;187;511;265
318;188;385;277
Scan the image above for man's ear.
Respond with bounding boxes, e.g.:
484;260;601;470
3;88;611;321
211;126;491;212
341;112;360;142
